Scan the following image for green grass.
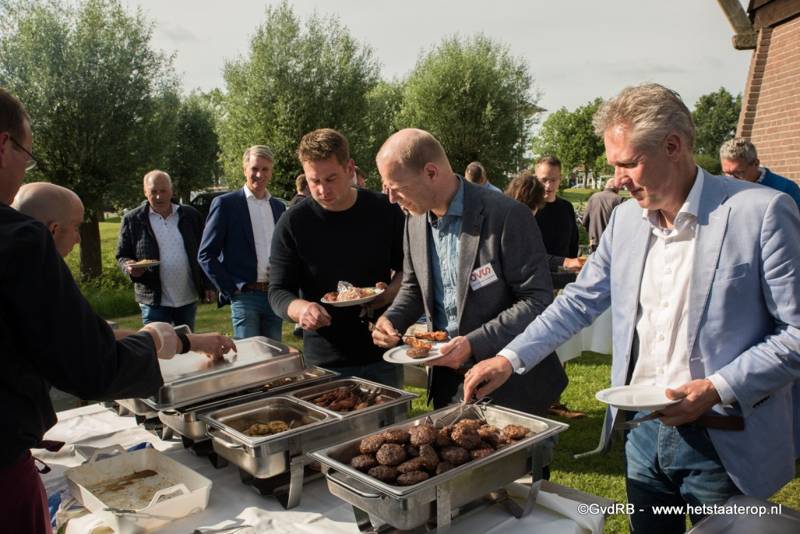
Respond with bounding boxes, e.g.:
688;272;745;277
71;222;800;533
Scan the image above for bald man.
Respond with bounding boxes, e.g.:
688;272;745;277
372;128;567;417
116;170;213;330
12;182;84;257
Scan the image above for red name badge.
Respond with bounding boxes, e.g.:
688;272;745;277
469;263;499;290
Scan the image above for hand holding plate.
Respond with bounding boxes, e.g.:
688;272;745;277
657;379;717;426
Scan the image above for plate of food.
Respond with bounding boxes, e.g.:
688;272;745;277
383;332;449;364
128;259;160;268
321;281;386;307
595;384;682;411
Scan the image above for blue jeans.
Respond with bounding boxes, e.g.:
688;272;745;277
327;361;404;390
140;302;197;331
230;291;283;341
624;414;741;534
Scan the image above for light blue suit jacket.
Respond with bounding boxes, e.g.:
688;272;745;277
505;168;800;497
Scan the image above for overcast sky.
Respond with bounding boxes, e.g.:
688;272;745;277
126;0;752;115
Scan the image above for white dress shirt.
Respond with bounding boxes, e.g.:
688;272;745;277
243;186;275;283
148;204;196;307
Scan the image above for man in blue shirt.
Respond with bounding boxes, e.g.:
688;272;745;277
720;137;800;209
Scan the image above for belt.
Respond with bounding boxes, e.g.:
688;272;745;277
243;282;269;293
683;415;744;431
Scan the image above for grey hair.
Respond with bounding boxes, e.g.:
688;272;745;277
593;83;695;151
143;169;172;188
719;138;758;164
242;145;274;165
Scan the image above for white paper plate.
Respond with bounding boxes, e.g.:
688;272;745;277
595;384;682;411
383;343;445;365
321;288;384;307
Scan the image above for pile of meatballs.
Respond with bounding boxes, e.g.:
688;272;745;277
310;386;386;412
350;418;530;486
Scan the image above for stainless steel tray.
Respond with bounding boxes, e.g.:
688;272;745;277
288;377;417;421
140;336;302;411
158;366;339;441
201;385;417;509
309;404;568;531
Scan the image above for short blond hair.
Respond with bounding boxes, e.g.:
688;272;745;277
242;145;274;166
593;83;695;151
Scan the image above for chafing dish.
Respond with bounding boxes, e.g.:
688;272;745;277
114;337;302;416
201;381;418;509
309;404;568;532
158;366;338;442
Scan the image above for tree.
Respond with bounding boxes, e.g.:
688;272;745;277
220;1;381;199
0;0;177;279
167;93;221;202
532;98;606;183
692;87;741;156
396;35;539;187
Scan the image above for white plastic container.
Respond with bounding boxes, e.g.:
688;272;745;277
64;446;212;532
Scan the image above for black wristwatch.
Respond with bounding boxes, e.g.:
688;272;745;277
175;325;192;354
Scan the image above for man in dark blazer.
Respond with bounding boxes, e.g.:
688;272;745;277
198;145;287;340
372;128;567;413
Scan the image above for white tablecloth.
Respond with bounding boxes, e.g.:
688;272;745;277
555;308;613;363
38;404;603;534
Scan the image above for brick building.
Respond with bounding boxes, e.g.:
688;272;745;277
719;0;800;181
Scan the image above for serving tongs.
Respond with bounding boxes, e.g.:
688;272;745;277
434;397;492;428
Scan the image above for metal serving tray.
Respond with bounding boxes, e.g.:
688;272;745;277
158;366;339;441
201;384;418;509
133;336;302;411
309;404;568;532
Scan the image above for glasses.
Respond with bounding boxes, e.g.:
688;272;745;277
9;136;37;172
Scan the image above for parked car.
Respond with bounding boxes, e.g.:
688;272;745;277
189;189;289;220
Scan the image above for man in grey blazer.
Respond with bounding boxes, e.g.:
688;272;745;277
372;128;566;414
462;84;800;533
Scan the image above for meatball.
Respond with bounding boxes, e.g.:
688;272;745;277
350;454;378;472
397;471;429;486
359;435;386;454
453;418;482;432
451;426;481;450
470;448;494;460
439;446;470;466
435;461;453;475
435;426;453;447
406;444;420;458
368;465;398;482
408;423;437;446
396;457;426;473
380;429;410;444
376;443;407;466
501;424;529;441
418;444;440;471
478;426;505;447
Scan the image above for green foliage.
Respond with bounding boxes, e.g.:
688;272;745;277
533;98;606;178
692;87;741;156
167;93;221;201
694;153;722;175
396;34;539;183
219;1;384;199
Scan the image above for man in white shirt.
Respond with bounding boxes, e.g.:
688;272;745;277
117;170;213;330
198;146;287;340
453;84;800;533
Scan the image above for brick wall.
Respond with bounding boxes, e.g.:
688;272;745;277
737;16;800;181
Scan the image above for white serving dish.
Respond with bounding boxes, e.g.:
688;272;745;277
64;446;212;532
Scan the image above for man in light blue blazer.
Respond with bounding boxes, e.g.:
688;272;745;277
198;145;287;340
450;84;800;533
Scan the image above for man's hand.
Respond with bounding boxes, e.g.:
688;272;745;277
188;333;237;361
203;289;216;304
125;260;145;278
371;315;401;348
363;281;392;312
562;257;583;272
299;302;332;331
427;336;472;369
657;379;719;426
463;356;514;402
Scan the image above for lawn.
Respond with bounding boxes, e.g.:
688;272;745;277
67;206;799;533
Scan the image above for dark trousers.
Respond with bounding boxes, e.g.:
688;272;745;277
0;452;51;534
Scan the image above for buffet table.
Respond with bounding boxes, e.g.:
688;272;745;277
38;404;605;534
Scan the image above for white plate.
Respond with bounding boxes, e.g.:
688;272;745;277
321;288;384;307
383;343;445;365
595;384;682;411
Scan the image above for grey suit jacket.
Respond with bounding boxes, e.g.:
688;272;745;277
384;179;567;412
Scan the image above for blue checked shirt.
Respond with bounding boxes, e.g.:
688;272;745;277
428;178;464;337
